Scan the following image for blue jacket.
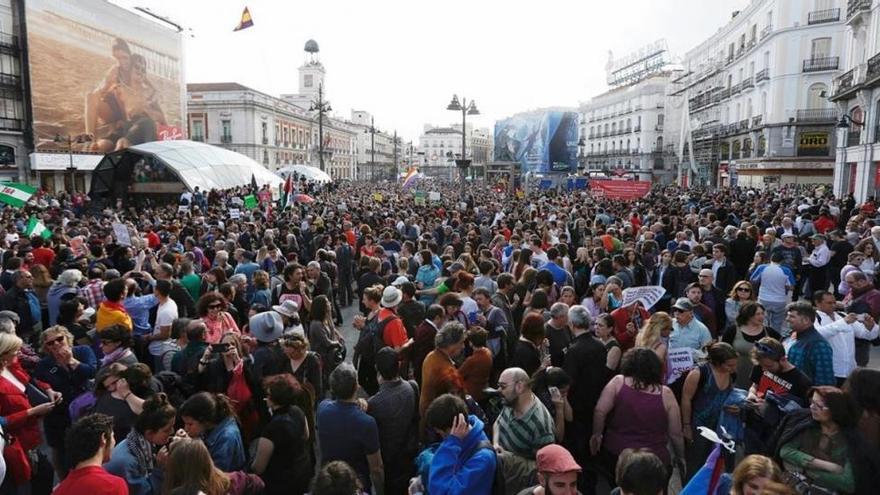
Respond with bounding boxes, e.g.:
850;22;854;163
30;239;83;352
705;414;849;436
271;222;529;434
203;416;246;472
104;438;163;495
428;415;496;495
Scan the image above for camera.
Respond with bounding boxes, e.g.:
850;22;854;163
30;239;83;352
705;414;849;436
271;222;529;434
210;343;230;354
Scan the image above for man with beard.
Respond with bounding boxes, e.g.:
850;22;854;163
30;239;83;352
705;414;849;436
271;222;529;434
494;367;556;494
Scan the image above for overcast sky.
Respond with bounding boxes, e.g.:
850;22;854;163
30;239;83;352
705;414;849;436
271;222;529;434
117;0;747;142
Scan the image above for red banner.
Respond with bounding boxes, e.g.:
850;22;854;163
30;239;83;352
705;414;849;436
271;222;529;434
590;180;651;200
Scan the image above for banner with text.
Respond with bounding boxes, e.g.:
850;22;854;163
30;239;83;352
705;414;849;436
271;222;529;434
621;285;666;309
590;180;652;200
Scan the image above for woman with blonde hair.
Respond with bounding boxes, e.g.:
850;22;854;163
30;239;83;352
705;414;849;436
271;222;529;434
635;312;672;366
34;325;97;478
0;332;58;493
855;238;878;280
721;454;782;495
163;438;263;495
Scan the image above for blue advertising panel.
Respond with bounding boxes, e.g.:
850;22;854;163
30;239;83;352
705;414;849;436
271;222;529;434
494;111;578;174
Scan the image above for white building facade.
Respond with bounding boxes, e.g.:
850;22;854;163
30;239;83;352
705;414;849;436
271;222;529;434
670;0;845;188
348;110;400;181
830;0;880;202
580;73;674;183
186;82;357;180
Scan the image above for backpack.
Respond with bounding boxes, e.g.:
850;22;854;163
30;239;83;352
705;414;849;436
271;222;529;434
460;440;505;495
354;315;397;368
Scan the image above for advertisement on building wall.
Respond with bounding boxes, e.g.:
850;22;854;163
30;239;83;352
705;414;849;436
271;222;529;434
797;132;830;157
25;0;185;154
494;111;578;174
590;179;651;199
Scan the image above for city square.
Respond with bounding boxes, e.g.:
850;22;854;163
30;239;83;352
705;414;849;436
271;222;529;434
0;1;876;495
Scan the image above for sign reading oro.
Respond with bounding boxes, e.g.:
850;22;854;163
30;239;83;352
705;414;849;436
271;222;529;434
797;132;829;157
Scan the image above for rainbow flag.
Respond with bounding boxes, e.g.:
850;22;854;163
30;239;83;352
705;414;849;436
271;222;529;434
233;7;254;31
401;168;419;190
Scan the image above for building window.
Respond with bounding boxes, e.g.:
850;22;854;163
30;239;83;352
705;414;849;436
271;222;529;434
0;144;14;167
810;37;831;59
221;120;232;142
191;120;204;141
807;83;828;108
304;74;313;88
261;122;267;144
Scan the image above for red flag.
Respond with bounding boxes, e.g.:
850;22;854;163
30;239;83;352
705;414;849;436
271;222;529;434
284;175;293;194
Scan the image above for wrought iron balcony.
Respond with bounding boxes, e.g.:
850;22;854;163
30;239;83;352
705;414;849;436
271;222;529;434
808;8;841;24
760;25;773;40
752;115;763;127
835;68;855;94
220;135;232;144
756;68;770;83
731;83;742;95
741;77;754;90
796;108;837;122
847;0;872;19
868;52;880;80
803;56;839;72
739;119;750;130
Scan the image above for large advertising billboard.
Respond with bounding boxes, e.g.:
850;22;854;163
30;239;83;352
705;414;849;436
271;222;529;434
26;0;185;154
494;111;578;174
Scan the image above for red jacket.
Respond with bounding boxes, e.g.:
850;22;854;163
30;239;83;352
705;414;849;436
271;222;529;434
814;215;836;234
0;360;48;483
610;305;650;351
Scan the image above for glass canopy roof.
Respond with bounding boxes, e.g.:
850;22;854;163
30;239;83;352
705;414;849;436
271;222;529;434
127;140;284;192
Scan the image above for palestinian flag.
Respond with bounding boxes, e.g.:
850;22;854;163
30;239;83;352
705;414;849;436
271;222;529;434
0;182;36;208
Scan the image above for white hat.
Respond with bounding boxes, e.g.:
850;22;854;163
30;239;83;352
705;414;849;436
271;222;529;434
391;276;409;287
272;300;300;318
381;286;402;308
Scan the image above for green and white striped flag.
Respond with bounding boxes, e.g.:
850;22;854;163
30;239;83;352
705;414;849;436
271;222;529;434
25;217;51;240
0;182;36;208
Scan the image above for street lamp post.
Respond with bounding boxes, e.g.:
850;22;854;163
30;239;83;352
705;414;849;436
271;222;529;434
393;130;398;181
54;134;78;194
370;117;376;182
309;83;332;172
446;94;479;184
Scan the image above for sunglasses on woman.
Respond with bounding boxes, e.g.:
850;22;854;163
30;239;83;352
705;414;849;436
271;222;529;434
736;287;751;293
208;304;223;310
45;335;65;346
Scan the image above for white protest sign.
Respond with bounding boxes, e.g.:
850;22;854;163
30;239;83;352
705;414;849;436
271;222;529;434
429;192;441;202
112;222;131;247
621;285;666;309
229;208;241;219
666;347;695;384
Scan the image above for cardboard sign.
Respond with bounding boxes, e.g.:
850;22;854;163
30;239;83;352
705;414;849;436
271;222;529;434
229;208;241;219
621;286;666;309
666;347;695;385
373;193;383;202
429;192;441;202
112;222;131;247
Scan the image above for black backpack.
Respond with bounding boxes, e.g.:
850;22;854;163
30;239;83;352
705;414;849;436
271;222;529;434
460;440;505;495
354;315;398;395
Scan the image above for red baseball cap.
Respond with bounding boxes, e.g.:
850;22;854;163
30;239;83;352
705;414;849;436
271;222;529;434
536;444;581;474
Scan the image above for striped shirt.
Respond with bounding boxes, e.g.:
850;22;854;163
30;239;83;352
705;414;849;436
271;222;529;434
785;327;835;386
496;395;555;459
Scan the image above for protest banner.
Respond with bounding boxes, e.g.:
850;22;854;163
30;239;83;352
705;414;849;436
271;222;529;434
621;285;666;309
244;195;258;210
428;192;441;202
666;347;695;385
112;222;131;247
229;208;241;219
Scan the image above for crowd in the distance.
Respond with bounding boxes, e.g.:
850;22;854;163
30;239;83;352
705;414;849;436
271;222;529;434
0;178;877;495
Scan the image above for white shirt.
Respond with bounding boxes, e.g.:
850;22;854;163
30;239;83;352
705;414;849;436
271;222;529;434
815;310;880;378
809;243;831;268
149;298;179;356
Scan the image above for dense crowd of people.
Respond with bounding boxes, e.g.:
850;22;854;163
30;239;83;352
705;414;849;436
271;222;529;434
0;178;877;495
